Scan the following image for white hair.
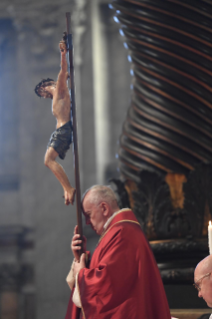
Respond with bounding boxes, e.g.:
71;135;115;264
82;185;118;209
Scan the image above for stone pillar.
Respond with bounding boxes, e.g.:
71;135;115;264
1;293;18;319
0;227;34;319
1;292;18;319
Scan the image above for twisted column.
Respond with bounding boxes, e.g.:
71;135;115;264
112;0;212;182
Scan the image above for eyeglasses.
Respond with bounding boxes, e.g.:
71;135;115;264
193;272;211;291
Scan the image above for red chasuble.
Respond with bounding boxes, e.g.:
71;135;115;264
65;209;171;319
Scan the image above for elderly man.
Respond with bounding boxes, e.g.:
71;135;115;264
194;255;212;319
34;39;75;205
65;185;171;319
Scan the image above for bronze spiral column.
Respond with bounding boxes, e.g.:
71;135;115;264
110;0;212;294
112;0;212;179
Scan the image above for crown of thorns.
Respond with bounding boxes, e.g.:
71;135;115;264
34;78;55;97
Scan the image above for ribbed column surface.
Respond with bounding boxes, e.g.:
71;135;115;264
112;0;212;182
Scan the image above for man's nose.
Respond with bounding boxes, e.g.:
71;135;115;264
198;290;202;298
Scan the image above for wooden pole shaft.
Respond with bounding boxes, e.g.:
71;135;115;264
66;12;83;255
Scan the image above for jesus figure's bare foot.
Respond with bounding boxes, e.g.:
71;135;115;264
59;41;67;53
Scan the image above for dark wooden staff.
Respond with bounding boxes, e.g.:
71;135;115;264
66;12;84;257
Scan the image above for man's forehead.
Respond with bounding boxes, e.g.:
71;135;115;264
82;196;90;213
82;191;91;206
195;262;203;275
195;259;210;281
194;268;200;281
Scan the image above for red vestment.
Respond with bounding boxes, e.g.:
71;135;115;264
65;209;171;319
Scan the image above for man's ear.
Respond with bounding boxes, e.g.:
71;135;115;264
101;202;109;217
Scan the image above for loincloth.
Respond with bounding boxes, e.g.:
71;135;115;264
47;121;72;160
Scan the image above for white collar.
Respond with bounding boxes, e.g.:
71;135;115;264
103;211;119;230
103;208;131;230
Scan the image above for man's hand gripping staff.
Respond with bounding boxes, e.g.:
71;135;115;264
71;225;87;277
